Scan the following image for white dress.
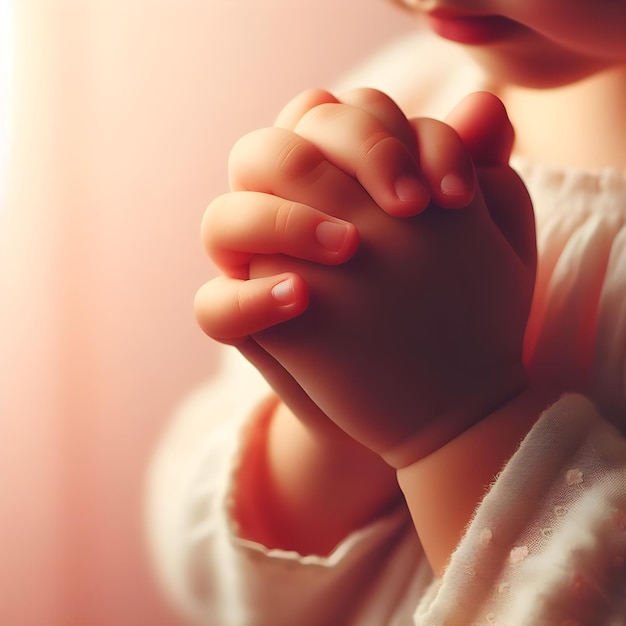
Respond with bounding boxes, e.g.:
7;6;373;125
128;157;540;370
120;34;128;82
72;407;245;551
146;32;626;626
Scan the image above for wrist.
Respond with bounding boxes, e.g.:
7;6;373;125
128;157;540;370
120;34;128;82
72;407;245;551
396;383;559;576
235;397;400;555
380;362;528;469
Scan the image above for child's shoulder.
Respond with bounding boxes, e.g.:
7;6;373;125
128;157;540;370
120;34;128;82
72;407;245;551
335;29;488;119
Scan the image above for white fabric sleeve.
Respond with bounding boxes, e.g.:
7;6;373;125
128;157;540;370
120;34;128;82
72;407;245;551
416;393;626;626
146;349;432;625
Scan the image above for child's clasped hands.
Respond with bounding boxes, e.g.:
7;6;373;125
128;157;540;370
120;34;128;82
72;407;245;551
195;87;536;469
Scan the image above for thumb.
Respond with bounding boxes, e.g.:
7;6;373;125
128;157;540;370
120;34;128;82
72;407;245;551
445;91;515;166
447;92;536;272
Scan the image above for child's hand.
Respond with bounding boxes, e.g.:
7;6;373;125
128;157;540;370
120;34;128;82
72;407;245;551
195;88;481;439
247;92;537;468
269;87;479;215
197;87;479;342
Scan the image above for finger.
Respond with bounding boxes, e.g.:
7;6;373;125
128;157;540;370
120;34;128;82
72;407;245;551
338;87;417;153
275;87;429;217
203;192;359;279
274;88;340;130
194;274;309;345
445;92;534;270
294;102;431;217
445;91;515;166
275;88;415;146
229;126;372;222
410;117;476;209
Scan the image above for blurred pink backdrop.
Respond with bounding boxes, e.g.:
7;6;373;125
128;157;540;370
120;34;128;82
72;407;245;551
0;1;411;624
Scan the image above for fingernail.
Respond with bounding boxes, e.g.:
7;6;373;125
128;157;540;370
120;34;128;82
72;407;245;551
395;175;430;205
271;278;295;305
440;172;473;197
316;221;352;252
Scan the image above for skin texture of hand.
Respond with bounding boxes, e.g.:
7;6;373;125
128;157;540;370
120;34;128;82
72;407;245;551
196;89;477;336
247;92;537;468
195;88;482;441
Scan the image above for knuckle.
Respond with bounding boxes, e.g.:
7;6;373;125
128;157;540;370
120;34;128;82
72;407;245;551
359;131;398;164
228;129;259;173
275;89;339;129
201;193;231;251
229;127;325;185
414;117;471;177
297;101;346;131
293;88;337;112
275;136;325;183
194;285;218;336
203;192;229;224
302;87;336;101
340;88;408;137
299;101;398;167
229;128;289;182
347;87;393;109
235;283;251;321
274;199;298;237
427;117;464;146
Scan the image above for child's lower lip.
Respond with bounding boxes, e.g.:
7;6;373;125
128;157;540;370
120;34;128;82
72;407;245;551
426;12;520;45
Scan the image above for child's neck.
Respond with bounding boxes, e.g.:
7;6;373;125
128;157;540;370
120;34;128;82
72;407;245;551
500;65;626;171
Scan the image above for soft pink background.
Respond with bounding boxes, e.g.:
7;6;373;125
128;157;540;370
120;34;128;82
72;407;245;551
0;1;411;624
